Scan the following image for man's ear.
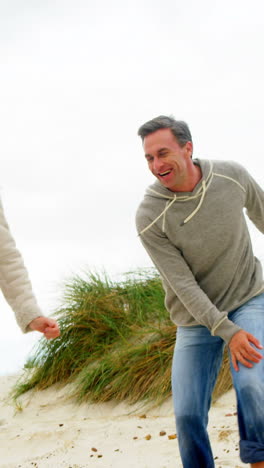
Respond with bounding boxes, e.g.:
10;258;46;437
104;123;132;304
185;141;193;158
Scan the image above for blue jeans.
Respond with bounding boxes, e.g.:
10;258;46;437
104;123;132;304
171;293;264;467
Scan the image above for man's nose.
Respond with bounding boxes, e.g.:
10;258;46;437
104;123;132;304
153;158;163;173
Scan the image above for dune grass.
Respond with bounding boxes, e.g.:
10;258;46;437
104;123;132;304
12;269;233;406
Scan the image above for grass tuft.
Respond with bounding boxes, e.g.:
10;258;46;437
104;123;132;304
12;269;232;406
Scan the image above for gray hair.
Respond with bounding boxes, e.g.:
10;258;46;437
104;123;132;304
137;115;192;147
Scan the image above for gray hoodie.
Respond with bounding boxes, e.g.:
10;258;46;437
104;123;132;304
136;159;264;344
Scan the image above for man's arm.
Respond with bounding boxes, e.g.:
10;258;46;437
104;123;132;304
137;220;240;342
241;164;264;233
0;198;60;339
227;165;264;369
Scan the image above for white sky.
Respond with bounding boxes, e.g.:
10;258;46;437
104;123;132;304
1;0;264;374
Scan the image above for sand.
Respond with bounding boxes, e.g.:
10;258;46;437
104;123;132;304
0;375;247;468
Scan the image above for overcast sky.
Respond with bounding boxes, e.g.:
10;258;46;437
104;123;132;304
1;0;264;374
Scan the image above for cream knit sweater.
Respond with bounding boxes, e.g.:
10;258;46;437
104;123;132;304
0;198;43;332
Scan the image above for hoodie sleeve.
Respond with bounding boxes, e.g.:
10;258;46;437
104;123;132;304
243;167;264;232
136;212;241;344
0;198;43;332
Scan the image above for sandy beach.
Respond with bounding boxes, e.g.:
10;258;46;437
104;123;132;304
0;375;247;468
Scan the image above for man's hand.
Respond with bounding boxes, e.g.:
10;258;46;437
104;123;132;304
229;330;263;372
28;316;60;339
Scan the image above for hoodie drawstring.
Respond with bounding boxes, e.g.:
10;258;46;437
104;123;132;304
181;180;207;225
140;195;178;235
139;162;213;235
139;179;209;235
139;161;247;237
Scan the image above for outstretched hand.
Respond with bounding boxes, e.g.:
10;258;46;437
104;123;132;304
28;316;60;339
229;330;263;372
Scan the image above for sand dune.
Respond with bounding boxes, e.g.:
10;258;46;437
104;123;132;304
0;375;246;467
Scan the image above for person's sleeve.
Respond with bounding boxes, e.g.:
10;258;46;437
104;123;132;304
0;198;43;332
243;167;264;233
136;215;241;344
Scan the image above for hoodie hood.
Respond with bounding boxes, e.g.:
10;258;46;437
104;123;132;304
139;159;214;235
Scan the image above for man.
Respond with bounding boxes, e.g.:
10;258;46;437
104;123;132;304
0;197;60;340
136;115;264;468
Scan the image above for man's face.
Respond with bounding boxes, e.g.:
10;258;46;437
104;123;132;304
143;128;193;192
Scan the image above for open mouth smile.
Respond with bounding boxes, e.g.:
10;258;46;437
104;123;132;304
159;170;172;177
